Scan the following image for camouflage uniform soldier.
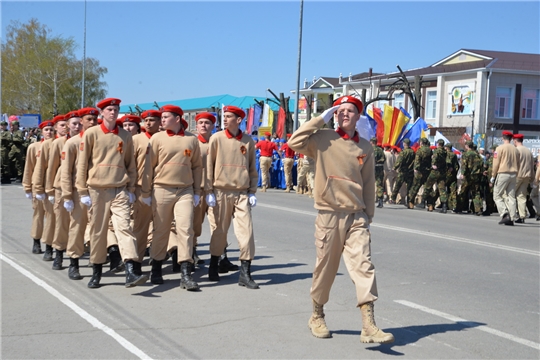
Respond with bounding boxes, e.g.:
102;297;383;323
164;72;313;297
9;121;25;181
390;138;414;205
423;139;448;212
408;138;432;209
370;137;386;208
483;145;497;215
457;141;483;215
444;143;460;211
0;121;12;183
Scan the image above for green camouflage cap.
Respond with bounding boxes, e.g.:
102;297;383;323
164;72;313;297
465;140;474;147
444;143;452;149
421;137;430;145
490;145;497;150
11;121;19;126
370;137;377;143
402;138;411;145
0;121;7;125
437;139;445;146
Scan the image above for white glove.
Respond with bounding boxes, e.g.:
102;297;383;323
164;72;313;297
48;195;55;203
35;193;45;201
193;194;200;207
248;194;257;207
64;200;74;213
142;196;152;207
321;105;341;123
432;165;437;170
206;193;216;207
128;192;136;204
490;177;495;183
25;192;32;200
80;195;92;207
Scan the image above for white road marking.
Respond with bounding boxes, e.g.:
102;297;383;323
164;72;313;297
258;203;540;257
0;252;152;360
395;300;540;351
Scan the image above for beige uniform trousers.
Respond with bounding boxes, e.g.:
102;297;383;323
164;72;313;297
66;191;88;258
260;156;272;187
88;187;138;264
515;177;530;219
209;189;255;260
41;197;55;245
133;187;153;261
31;197;45;240
384;171;396;198
152;186;194;263
493;173;517;220
52;189;70;251
283;158;294;188
311;210;378;307
297;163;314;190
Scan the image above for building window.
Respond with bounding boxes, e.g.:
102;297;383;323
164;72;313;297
522;88;540;120
426;91;437;119
393;93;405;109
495;87;513;118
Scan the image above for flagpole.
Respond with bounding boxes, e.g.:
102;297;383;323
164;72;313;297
81;0;87;108
293;0;304;132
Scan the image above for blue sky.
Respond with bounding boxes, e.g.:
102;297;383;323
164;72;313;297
2;1;539;107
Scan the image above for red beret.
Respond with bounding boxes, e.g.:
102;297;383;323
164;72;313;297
39;120;55;129
223;105;245;119
195;112;216;124
264;132;271;137
52;114;66;123
118;114;141;124
96;98;121;109
141;110;162;119
160;104;184;117
78;107;99;117
513;133;524;140
65;110;80;119
502;130;513;137
333;96;364;113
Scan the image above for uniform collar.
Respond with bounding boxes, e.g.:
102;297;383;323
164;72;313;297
166;128;184;137
198;134;209;143
336;127;359;143
100;122;119;135
225;129;243;140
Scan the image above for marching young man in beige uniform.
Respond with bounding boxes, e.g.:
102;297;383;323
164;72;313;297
47;110;82;270
76;97;148;289
205;105;259;289
34;114;67;261
288;96;394;344
131;110;160;274
492;130;520;226
513;134;534;223
61;107;99;280
23;120;55;254
141;105;201;290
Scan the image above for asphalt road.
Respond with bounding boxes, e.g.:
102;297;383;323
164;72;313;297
1;183;539;359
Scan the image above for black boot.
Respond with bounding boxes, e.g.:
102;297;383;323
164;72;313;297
133;261;142;276
32;239;42;254
150;259;163;284
193;247;204;265
376;197;383;208
171;249;180;273
238;260;259;289
180;262;200;291
125;260;149;288
88;264;103;288
68;258;83;280
439;203;448;214
218;248;239;273
43;244;54;261
208;255;220;281
108;246;124;273
52;250;64;270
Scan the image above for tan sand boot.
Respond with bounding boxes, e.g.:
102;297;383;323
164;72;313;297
308;300;331;338
360;302;394;343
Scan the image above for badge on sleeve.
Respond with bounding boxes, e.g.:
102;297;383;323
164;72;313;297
184;149;192;157
117;141;123;154
493;151;497;159
80;142;84;151
61;151;65;160
36;150;41;158
357;154;367;165
240;145;247;155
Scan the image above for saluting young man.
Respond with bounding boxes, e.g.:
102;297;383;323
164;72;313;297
47;110;82;270
205;105;259;289
141;105;202;290
61;107;99;280
288;96;394;344
131;110;161;273
76;97;148;289
34;114;67;261
23;120;55;254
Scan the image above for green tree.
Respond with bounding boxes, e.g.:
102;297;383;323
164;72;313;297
1;19;107;118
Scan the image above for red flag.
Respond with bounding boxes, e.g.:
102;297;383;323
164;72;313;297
276;107;286;138
246;107;254;133
373;107;384;143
